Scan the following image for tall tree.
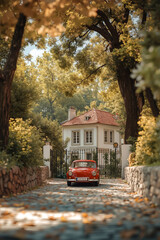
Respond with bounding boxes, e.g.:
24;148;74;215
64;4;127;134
51;1;159;142
0;13;27;149
0;0;98;149
32;52;104;122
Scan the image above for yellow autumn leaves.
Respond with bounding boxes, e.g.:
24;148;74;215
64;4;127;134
134;115;160;166
7;118;44;167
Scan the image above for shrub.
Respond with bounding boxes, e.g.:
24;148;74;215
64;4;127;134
128;152;136;167
135;115;160;166
6;118;44;167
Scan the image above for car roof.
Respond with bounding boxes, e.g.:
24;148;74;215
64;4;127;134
72;160;96;163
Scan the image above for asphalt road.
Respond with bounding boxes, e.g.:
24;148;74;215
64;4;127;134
0;178;160;240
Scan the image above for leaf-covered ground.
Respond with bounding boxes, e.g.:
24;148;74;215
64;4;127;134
0;179;160;240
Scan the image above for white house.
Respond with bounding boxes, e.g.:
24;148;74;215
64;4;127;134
62;108;121;166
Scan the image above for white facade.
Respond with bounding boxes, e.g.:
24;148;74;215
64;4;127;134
62;123;121;158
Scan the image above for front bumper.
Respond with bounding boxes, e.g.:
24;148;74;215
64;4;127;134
67;178;99;182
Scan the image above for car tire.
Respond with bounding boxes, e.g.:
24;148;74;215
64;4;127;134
95;181;99;186
67;181;71;186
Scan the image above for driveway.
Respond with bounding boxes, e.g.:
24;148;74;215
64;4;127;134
0;178;160;240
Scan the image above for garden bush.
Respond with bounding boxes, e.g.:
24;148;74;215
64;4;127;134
135;115;160;166
4;118;44;168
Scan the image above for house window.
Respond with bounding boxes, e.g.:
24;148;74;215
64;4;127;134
104;130;114;144
72;131;80;144
104;130;108;143
110;131;113;143
85;130;93;144
85;115;91;121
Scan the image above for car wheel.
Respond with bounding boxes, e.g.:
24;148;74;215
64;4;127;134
95;181;99;186
67;181;71;186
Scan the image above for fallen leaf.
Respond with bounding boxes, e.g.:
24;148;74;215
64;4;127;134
13;229;27;239
48;216;56;221
98;210;103;213
104;214;114;219
23;222;36;227
117;221;123;226
24;205;29;209
13;203;24;207
82;212;88;218
60;216;67;222
150;204;156;208
77;200;85;204
83;218;91;224
76;209;82;212
120;229;137;239
20;211;26;214
41;207;47;210
74;226;79;230
1;211;14;218
1;211;11;216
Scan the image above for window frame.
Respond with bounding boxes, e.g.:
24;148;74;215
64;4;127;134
84;129;93;145
104;129;114;144
72;130;80;145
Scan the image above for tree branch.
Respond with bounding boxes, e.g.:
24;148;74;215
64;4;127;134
0;69;4;82
79;29;90;38
4;13;27;82
142;10;147;25
77;63;107;86
122;5;130;24
99;21;113;40
97;9;119;40
145;88;159;117
86;24;112;42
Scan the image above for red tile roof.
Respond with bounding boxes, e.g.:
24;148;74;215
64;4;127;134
62;109;119;127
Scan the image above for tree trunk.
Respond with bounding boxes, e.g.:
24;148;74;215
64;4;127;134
0;80;11;149
116;62;144;143
0;13;27;150
145;88;159;117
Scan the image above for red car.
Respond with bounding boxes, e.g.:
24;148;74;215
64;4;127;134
66;160;100;186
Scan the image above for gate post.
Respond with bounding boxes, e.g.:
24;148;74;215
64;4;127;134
43;143;52;177
50;149;53;178
50;150;58;178
65;149;68;174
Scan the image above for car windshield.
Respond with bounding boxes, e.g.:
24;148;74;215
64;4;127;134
73;161;96;168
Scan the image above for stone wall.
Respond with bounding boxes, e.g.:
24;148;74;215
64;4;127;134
40;166;49;181
125;166;160;205
0;166;49;197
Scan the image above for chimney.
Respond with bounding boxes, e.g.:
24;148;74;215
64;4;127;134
68;107;76;120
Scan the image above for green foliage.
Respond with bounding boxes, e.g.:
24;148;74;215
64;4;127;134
135;115;160;166
131;0;160;166
11;60;40;119
0;151;12;168
6;118;44;168
32;51;105;123
30;113;63;150
132;0;160;100
0;37;10;68
93;151;98;165
127;136;137;153
133;31;160;100
100;81;126;136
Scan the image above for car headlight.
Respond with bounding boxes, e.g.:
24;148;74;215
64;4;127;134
69;171;72;176
92;171;96;176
